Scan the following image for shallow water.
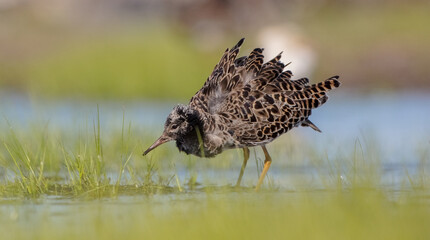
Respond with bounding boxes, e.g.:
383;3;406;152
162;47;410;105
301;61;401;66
1;91;429;191
1;91;429;159
1;90;430;239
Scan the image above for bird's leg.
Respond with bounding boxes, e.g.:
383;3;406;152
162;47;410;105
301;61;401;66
235;147;250;187
255;145;272;191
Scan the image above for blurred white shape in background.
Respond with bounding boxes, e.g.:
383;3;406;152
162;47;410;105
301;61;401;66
258;24;317;78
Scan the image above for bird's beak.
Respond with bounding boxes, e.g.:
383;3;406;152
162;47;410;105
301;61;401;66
143;134;172;156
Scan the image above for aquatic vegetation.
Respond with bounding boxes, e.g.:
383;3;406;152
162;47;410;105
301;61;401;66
0;113;176;198
0;112;429;240
1;184;429;240
1;2;429;238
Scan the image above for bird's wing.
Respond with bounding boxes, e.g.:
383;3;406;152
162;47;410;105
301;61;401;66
190;38;340;146
189;38;254;114
213;44;340;145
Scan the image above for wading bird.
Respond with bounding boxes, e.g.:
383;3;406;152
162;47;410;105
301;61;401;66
143;38;340;190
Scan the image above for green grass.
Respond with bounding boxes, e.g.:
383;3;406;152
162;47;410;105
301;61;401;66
0;112;176;198
0;112;429;196
2;3;430;99
0;113;429;239
1;3;429;237
23;28;220;100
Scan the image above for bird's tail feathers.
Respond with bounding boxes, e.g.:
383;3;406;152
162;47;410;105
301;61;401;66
305;75;340;109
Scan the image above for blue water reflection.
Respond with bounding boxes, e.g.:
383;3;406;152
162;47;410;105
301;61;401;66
1;91;429;190
1;91;429;161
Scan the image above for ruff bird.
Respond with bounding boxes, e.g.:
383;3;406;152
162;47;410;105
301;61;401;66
143;38;340;190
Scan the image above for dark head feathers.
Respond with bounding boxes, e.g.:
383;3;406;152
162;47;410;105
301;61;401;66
171;105;202;128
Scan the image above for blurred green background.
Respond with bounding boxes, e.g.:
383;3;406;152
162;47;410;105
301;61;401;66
1;2;430;239
1;0;429;100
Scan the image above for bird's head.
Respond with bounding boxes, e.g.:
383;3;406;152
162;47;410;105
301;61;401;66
143;104;200;155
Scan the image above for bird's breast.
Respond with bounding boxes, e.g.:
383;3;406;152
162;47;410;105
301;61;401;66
175;130;222;158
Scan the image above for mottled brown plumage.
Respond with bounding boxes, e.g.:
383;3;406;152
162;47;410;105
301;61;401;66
143;38;340;190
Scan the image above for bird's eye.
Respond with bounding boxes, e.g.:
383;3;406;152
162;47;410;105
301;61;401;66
171;124;178;130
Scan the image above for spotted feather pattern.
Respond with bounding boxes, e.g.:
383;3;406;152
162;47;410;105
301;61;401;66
189;39;340;153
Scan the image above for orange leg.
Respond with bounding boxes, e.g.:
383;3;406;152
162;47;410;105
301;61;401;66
255;145;272;191
235;147;250;187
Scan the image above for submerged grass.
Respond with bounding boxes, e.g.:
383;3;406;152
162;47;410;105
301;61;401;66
1;190;429;240
0;113;428;197
0;113;429;239
2;125;49;197
0;112;177;198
